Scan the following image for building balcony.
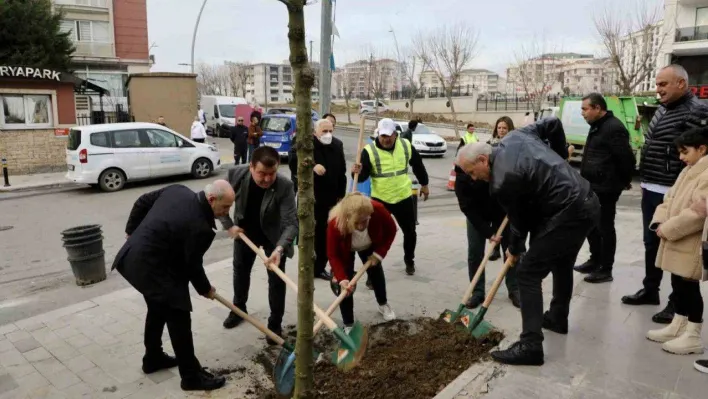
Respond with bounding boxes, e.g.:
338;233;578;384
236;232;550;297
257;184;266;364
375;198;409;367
675;25;708;42
54;0;109;11
72;41;115;58
672;25;708;56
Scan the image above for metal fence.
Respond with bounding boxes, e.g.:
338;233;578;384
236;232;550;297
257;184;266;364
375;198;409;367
475;95;562;111
76;111;133;126
388;85;478;101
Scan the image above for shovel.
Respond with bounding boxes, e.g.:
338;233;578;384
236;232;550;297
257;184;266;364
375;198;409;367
211;293;297;396
350;116;366;193
440;217;508;324
238;233;368;371
463;256;516;339
313;259;374;334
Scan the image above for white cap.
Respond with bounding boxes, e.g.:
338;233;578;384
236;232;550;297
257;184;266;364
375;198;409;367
377;118;397;136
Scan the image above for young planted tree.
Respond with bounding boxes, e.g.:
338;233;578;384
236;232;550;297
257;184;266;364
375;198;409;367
594;0;665;95
414;23;479;138
276;0;316;396
0;0;75;71
400;48;425;119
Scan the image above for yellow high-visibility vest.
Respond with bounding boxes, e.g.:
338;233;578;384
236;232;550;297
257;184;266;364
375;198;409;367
462;132;478;145
364;138;413;204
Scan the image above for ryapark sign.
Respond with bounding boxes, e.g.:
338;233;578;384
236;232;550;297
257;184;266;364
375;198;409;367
0;66;62;81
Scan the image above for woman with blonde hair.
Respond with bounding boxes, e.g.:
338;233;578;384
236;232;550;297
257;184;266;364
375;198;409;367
327;192;398;328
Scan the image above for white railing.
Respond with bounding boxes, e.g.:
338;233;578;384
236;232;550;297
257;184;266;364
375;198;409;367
73;42;115;58
54;0;109;8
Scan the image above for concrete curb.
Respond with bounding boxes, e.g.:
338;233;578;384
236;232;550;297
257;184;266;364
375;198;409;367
434;361;503;399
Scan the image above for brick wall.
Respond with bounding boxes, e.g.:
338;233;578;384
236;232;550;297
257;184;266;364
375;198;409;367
0;130;66;175
113;0;149;61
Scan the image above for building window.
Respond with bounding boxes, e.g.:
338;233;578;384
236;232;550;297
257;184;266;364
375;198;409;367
697;7;708;26
270;97;279;102
60;20;110;42
0;94;53;129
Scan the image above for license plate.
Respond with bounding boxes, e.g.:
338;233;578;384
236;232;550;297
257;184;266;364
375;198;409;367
68;165;75;171
265;142;282;149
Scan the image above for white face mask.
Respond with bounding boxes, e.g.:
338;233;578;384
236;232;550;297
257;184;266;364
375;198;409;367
318;133;333;145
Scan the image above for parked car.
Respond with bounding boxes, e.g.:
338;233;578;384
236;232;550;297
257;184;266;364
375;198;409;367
359;100;389;114
265;107;320;121
65;122;221;192
393;121;447;157
259;114;297;158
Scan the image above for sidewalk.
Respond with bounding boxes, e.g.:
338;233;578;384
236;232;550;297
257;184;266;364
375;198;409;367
1;209;706;398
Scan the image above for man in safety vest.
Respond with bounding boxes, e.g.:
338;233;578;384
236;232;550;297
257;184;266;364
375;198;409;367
351;118;430;275
460;123;478;148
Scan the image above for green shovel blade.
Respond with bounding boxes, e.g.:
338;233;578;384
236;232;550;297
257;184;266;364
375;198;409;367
454;308;479;331
440;303;465;324
330;322;368;371
470;319;495;339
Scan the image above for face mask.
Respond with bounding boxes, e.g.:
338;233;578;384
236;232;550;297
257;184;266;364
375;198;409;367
318;133;333;145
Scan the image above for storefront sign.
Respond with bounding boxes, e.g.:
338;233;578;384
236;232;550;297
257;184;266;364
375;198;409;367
0;66;61;81
689;85;708;99
54;128;69;137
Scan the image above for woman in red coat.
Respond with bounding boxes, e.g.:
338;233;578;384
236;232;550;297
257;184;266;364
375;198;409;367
327;192;398;328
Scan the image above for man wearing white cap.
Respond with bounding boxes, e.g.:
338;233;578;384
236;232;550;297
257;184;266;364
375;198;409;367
351;118;430;275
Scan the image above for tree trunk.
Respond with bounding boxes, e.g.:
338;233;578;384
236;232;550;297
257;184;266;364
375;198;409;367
408;95;415;120
448;95;459;139
345;96;352;124
284;0;316;396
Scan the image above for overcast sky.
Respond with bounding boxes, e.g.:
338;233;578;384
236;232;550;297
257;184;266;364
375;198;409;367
146;0;661;76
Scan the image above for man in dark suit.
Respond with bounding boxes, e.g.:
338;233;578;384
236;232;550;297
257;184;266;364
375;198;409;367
230;116;249;165
219;146;298;342
113;180;235;391
289;118;347;280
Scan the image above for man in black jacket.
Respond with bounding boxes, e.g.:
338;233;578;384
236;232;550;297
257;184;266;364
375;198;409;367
573;93;635;284
113;181;235;391
621;64;708;324
456;117;600;366
230;116;248;165
289;118;347;280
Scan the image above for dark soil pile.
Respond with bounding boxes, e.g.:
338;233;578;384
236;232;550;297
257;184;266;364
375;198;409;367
257;317;503;399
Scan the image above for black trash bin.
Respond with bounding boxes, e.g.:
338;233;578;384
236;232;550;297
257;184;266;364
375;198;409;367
61;225;106;286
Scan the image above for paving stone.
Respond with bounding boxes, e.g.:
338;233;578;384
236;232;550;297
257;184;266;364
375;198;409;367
12;338;42;354
50;327;79;340
78;367;120;391
45;368;81;390
22;348;53;363
0;349;28;367
0;340;13;353
62;355;95;375
0;374;18;395
60;381;93;397
145;369;175;385
13;372;49;395
0;324;18;336
31;358;66;378
29;328;61;347
3;364;36;379
64;334;93;350
5;330;31;343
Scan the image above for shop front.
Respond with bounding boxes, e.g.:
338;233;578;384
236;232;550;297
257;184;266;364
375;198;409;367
671;54;708;100
0;65;107;175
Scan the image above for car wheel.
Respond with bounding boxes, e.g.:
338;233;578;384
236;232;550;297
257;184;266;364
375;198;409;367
191;158;213;179
98;168;126;192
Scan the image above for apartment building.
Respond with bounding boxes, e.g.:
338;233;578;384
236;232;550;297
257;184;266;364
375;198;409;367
616;21;664;93
53;0;151;113
244;62;320;105
333;58;404;100
557;58;617;95
419;69;504;95
661;0;708;98
505;53;594;96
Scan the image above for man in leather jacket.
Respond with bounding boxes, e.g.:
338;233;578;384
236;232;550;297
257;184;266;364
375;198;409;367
456;117;600;366
621;64;708;324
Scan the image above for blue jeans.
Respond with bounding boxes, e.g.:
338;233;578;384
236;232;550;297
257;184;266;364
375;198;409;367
247;143;258;162
642;188;674;304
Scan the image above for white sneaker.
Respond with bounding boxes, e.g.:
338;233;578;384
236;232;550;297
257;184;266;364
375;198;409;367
344;325;353;335
378;304;396;321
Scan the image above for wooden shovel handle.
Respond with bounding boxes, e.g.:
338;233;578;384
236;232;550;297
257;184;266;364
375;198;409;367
351;117;366;192
212;293;285;345
239;233;339;330
459;217;509;303
481;256;516;308
313;259;374;334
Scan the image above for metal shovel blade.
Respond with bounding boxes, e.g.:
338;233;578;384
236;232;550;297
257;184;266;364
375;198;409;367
273;347;295;397
440;303;465;324
330;322;368;371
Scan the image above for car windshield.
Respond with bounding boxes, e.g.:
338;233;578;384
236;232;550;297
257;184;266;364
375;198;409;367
218;105;235;118
261;117;291;133
414;124;433;135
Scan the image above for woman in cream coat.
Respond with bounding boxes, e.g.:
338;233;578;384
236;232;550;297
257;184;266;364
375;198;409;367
646;128;708;355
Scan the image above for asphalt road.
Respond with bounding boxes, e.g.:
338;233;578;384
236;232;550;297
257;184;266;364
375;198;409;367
0;128;459;325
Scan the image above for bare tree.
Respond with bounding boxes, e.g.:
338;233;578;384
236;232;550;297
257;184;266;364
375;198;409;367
226;61;251;97
275;0;316;395
195;62;232;96
594;0;665;95
334;67;356;123
399;47;425;119
414;23;479;138
511;38;562;113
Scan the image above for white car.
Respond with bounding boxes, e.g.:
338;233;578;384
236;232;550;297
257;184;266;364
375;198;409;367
65;122;221;192
394;121;448;157
359;100;389;114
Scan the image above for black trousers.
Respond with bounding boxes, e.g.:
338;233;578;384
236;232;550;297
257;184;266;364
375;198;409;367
642;189;675;304
233;146;247;165
232;240;286;330
586;191;621;270
143;298;201;379
314;203;335;275
376;196;416;264
517;195;599;346
467;220;517;298
339;247;388;325
193;138;205;143
671;274;704;323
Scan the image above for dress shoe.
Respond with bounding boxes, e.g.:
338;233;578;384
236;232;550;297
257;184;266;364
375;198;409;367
315;270;332;280
584;269;613;284
542;311;568;334
223;312;245;329
142;352;178;374
490;341;544;366
465;295;484;309
694;359;708;374
181;368;226;391
574;260;599;274
266;326;282;346
652;302;675;324
508;291;521;308
621;288;660;306
405;261;416;276
489;246;501;261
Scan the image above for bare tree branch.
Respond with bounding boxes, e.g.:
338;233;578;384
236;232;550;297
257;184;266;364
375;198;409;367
510;38;562;113
334;66;356;123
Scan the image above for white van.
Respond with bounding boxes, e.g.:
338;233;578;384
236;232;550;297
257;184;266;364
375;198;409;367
65;122;221;192
200;96;248;137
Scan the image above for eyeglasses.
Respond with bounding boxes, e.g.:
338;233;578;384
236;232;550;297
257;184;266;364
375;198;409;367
237;119;244;122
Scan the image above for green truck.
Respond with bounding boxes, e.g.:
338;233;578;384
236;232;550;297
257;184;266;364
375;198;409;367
556;96;660;167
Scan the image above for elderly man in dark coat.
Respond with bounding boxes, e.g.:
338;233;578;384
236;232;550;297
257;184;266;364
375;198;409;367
113;180;235;392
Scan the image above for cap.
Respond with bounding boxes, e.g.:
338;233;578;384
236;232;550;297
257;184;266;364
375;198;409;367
377;118;396;136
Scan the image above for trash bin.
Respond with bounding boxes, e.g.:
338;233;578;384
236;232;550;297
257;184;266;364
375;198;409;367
61;225;106;286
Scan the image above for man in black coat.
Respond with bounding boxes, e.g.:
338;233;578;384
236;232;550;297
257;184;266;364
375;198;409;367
289;118;347;280
113;180;235;391
621;64;708;324
573;93;636;284
456;117;600;366
230;116;249;165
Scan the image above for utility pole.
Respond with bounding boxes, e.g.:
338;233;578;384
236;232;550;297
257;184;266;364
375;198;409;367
318;0;333;115
190;0;208;74
309;40;314;63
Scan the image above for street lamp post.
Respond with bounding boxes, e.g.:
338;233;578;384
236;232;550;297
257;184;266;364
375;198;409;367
190;0;208;74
